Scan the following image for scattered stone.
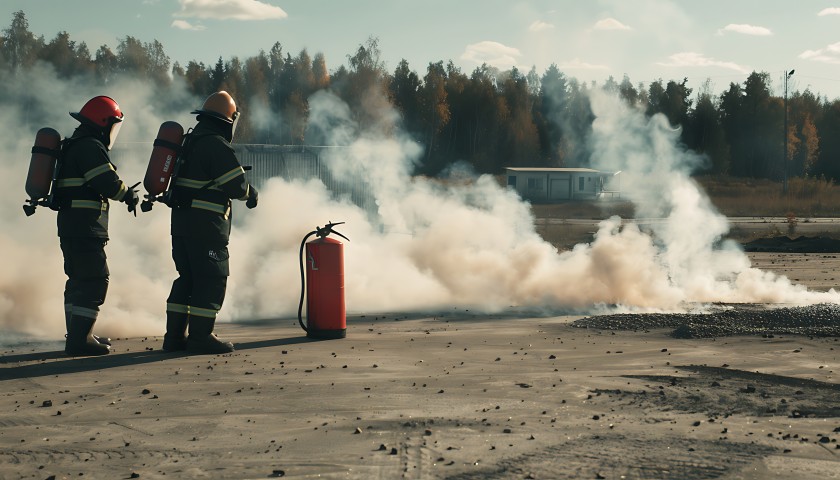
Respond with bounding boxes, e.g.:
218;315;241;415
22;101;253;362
41;400;52;407
353;427;363;434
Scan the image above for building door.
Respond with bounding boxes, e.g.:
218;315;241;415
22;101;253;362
549;177;570;200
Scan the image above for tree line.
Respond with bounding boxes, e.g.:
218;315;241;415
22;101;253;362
3;10;839;182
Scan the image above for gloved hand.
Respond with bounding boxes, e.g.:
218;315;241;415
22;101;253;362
124;183;140;216
246;185;258;209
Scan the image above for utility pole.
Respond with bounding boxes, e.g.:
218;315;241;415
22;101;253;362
783;69;795;194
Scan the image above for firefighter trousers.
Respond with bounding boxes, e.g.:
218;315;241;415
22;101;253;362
166;235;229;322
60;237;109;321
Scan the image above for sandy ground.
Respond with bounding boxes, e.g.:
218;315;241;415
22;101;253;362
1;253;840;479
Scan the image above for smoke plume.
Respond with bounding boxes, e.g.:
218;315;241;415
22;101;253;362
1;68;837;345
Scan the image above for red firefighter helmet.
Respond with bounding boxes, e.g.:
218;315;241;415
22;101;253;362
70;96;124;149
191;91;239;124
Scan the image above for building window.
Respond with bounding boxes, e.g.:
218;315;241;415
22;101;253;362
508;176;516;187
527;178;543;190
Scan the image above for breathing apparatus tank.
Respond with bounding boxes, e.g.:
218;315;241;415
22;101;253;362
141;121;184;211
23;127;62;216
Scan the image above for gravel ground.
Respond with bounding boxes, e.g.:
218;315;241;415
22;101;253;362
573;303;840;338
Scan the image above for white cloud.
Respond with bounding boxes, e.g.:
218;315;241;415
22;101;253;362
460;41;521;69
593;18;631;31
557;58;609;71
717;24;772;36
171;19;206;31
818;7;840;16
528;20;555;32
800;42;840;64
657;52;751;73
174;0;288;21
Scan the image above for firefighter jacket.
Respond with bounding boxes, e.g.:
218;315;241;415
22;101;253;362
54;126;130;239
170;120;251;243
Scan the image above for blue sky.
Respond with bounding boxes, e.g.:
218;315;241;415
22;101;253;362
3;0;840;100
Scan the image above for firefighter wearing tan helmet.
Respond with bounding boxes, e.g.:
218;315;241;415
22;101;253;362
58;95;139;356
162;91;258;354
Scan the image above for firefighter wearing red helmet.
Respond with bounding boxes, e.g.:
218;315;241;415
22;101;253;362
162;91;258;354
56;95;139;356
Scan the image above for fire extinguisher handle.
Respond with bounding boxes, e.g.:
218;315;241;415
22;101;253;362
315;222;350;242
331;229;350;242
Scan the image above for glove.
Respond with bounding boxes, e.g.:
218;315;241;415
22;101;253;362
246;185;258;209
124;183;140;215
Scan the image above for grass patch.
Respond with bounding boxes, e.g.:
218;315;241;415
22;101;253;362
698;175;840;218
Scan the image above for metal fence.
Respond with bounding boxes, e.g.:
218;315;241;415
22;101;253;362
111;143;374;212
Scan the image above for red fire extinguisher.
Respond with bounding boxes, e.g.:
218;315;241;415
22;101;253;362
298;221;349;339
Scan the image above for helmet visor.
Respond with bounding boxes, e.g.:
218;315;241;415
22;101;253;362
230;111;240;141
107;120;123;151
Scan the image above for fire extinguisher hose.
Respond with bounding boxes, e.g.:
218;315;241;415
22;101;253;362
297;229;318;333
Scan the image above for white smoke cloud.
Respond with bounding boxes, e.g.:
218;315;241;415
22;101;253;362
460;41;522;70
171;20;206;31
2;63;838;347
174;0;288;21
717;24;773;36
657;52;751;74
593;18;632;31
586;89;836;305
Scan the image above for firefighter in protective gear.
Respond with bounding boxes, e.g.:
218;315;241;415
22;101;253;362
163;91;258;354
56;95;139;356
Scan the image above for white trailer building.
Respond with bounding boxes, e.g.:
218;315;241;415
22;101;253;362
505;167;620;202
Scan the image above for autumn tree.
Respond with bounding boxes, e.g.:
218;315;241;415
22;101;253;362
538;63;569;165
685;80;729;174
0;10;41;73
116;36;170;86
389;59;422;137
39;31;91;78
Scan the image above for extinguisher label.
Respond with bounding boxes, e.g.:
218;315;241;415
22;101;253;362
308;252;318;271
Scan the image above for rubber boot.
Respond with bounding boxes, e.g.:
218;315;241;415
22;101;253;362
65;316;110;356
66;306;110;346
162;312;188;352
186;317;234;354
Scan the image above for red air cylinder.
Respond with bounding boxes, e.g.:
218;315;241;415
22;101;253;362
305;236;346;339
25;127;61;200
144;121;184;196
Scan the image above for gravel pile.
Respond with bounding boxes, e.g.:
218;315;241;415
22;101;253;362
743;236;840;253
573;303;840;338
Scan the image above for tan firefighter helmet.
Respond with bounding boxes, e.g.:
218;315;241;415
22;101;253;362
191;91;239;124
